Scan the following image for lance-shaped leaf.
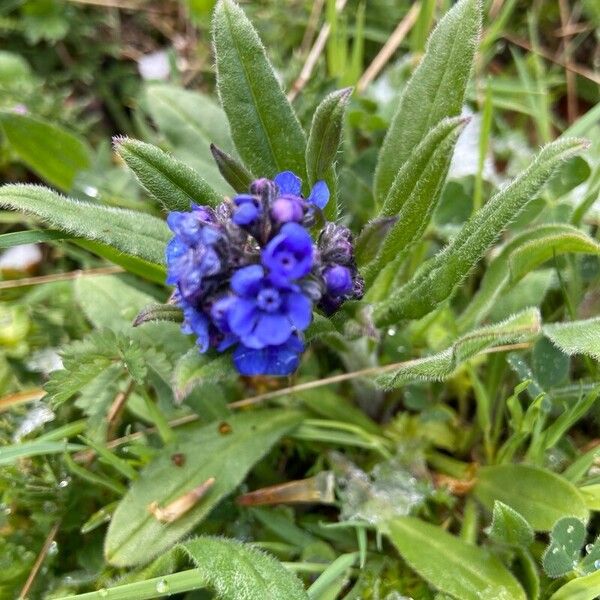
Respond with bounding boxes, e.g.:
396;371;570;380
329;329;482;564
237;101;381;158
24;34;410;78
544;317;600;361
375;308;540;390
0;184;170;265
383;517;526;600
115;138;222;211
362;117;467;286
473;464;588;531
210;143;253;192
373;0;480;203
0;112;91;191
105;409;304;566
133;303;184;327
306;87;352;220
0;185;171;264
459;224;600;331
374;138;588;325
213;0;307;180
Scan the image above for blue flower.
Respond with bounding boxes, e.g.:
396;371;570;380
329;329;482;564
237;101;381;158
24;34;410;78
274;171;330;210
233;334;304;376
180;302;211;352
232;194;261;226
226;264;312;349
323;265;353;296
262;222;313;282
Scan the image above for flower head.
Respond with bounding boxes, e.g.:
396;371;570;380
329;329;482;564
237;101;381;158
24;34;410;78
233;334;304;376
262;222;313;283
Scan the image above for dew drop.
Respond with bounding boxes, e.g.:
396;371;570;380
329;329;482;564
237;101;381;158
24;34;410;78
595;559;600;570
586;543;594;554
48;541;58;556
567;525;574;534
156;579;169;594
98;589;108;598
387;327;397;336
552;547;559;554
58;477;71;489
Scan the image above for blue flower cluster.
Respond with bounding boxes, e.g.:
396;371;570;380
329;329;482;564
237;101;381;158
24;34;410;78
166;171;363;376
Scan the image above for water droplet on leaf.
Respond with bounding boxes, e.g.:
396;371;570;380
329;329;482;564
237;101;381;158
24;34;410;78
156;579;169;594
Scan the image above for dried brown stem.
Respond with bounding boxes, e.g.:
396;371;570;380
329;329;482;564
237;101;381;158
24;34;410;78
0;266;123;291
18;522;60;600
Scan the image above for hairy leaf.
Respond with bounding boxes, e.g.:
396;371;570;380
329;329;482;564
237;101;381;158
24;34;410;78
133;303;184;327
210;143;254;192
544;318;600;361
384;516;526;600
374;138;588;325
105;409;304;566
459;224;600;330
213;0;307;180
488;501;534;548
116;138;222;210
0;184;170;265
373;0;480;202
542;517;586;578
374;308;540;389
549;570;600;600
0;112;91;191
473;464;588;531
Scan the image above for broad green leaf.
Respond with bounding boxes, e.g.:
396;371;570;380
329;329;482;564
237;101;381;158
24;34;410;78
0;112;91;191
488;501;534;548
374;138;588;325
374;308;540;390
0;229;68;249
384;516;526;600
473;464;588;531
105;409;303;566
459;224;600;330
0;184;170;265
549;570;600;600
542;517;586;578
363;117;467;288
172;348;235;403
213;0;307;180
116;138;222;211
58;536;308;600
306;87;352;220
144;84;233;194
210;143;253;192
544;318;600;361
75;274;156;331
373;0;480;202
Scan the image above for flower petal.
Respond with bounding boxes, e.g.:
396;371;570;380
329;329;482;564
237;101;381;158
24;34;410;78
233;337;303;376
274;171;302;196
231;264;264;296
228;298;259;337
285;292;312;331
307;180;330;209
255;313;292;347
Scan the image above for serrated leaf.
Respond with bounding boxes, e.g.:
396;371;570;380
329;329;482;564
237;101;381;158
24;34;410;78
306;87;352;220
459;224;600;330
544;318;600;361
473;464;589;531
363;117;467;288
116;138;222;211
373;0;480;202
542;517;586;578
0;112;91;191
213;0;307;180
144;84;234;194
0;184;170;265
384;516;526;600
172;349;235;403
374;308;540;390
210;143;254;192
488;501;534;548
105;409;304;566
374;138;588;325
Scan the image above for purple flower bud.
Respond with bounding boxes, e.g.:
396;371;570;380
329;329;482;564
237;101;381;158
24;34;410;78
232;194;261;226
323;265;353;296
270;194;306;224
318;222;354;264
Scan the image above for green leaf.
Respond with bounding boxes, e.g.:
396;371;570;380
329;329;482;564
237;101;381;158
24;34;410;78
0;184;170;265
144;84;234;194
306;87;352;220
544;318;600;361
549;570;600;600
57;536;308;600
0;229;68;249
373;0;480;202
488;501;534;548
133;303;184;327
0;440;83;467
0;112;91;191
172;349;235;403
384;516;526;600
542;517;586;578
213;0;307;180
459;224;600;330
374;308;540;390
105;409;304;566
473;464;589;531
115;138;222;211
374;138;588;325
210;143;254;192
363;117;468;288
